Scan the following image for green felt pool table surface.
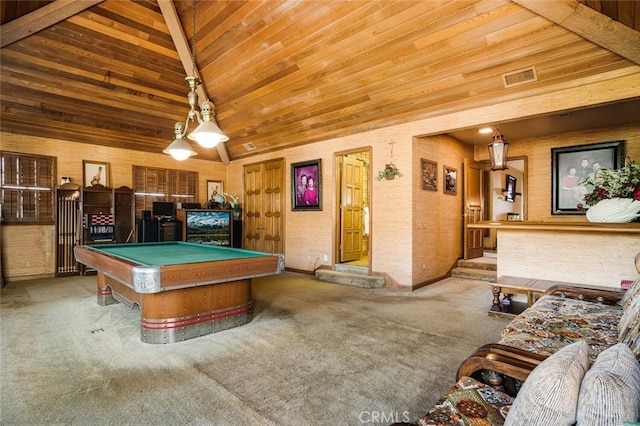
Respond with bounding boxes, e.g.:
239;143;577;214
88;241;270;266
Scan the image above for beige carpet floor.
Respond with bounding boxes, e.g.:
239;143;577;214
0;271;509;426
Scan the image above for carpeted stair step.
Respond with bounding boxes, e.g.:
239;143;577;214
456;259;497;271
315;270;385;288
335;264;369;275
451;267;497;281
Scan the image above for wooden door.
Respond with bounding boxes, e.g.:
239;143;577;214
243;159;284;254
339;156;364;262
464;158;484;259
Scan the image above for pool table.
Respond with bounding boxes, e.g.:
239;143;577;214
74;242;284;344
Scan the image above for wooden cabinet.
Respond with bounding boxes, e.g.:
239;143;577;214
82;184;113;216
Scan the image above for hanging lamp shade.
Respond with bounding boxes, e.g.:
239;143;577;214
163;0;228;159
187;101;229;148
163;122;198;161
488;129;509;171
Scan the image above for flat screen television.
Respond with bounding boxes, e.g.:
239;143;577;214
185;210;232;246
152;201;176;218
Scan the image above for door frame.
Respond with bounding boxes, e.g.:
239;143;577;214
333;147;372;270
473;156;528;252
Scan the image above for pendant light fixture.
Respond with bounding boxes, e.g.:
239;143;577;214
488;129;509;171
163;0;228;161
163;121;197;161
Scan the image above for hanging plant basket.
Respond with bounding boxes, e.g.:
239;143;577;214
377;163;401;181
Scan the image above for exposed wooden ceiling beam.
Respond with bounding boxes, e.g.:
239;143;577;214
158;0;230;164
1;0;104;48
513;0;640;65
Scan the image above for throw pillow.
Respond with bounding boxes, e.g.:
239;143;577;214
504;340;590;426
576;343;640;426
618;293;640;358
621;276;640;311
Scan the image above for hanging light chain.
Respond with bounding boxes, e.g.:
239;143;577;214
191;0;197;77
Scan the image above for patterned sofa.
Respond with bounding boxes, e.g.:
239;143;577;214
394;258;640;426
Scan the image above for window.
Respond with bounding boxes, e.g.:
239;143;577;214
133;166;197;219
1;151;56;223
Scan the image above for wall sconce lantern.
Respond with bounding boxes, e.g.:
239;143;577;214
488;129;509;171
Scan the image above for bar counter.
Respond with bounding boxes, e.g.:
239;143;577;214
470;221;640;288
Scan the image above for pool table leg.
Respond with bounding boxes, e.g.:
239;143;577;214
96;273;118;306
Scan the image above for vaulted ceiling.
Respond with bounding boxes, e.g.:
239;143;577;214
1;1;639;163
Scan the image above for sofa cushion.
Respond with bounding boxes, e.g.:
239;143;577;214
576;343;640;425
619;277;640;358
621;276;640;311
618;294;640;358
504;340;590;426
499;295;621;362
415;376;513;426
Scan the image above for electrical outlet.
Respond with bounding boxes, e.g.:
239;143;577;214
323;254;328;262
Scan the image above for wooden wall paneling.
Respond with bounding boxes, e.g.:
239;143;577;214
4;0;638;163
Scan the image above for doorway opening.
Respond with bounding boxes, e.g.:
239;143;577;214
481;157;527;250
334;148;372;272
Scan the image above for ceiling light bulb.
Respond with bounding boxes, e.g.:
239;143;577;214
188;121;228;148
187;100;229;148
163;122;198;161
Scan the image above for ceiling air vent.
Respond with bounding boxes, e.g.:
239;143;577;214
243;142;257;151
502;67;538;88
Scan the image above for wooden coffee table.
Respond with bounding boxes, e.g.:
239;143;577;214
488;276;557;318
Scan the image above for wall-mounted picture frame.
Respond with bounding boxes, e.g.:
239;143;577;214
551;140;624;215
443;165;457;195
291;159;322;211
421;158;437;191
505;174;517;203
83;160;110;187
207;180;224;201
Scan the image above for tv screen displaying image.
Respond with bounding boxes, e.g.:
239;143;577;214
185;211;232;246
152;201;175;218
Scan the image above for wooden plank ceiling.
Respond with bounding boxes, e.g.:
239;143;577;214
1;0;639;163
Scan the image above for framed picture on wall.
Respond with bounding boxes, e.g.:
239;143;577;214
83;160;110;187
291;159;322;211
443;165;457;195
421;158;437;191
551;140;624;214
207;180;224;201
